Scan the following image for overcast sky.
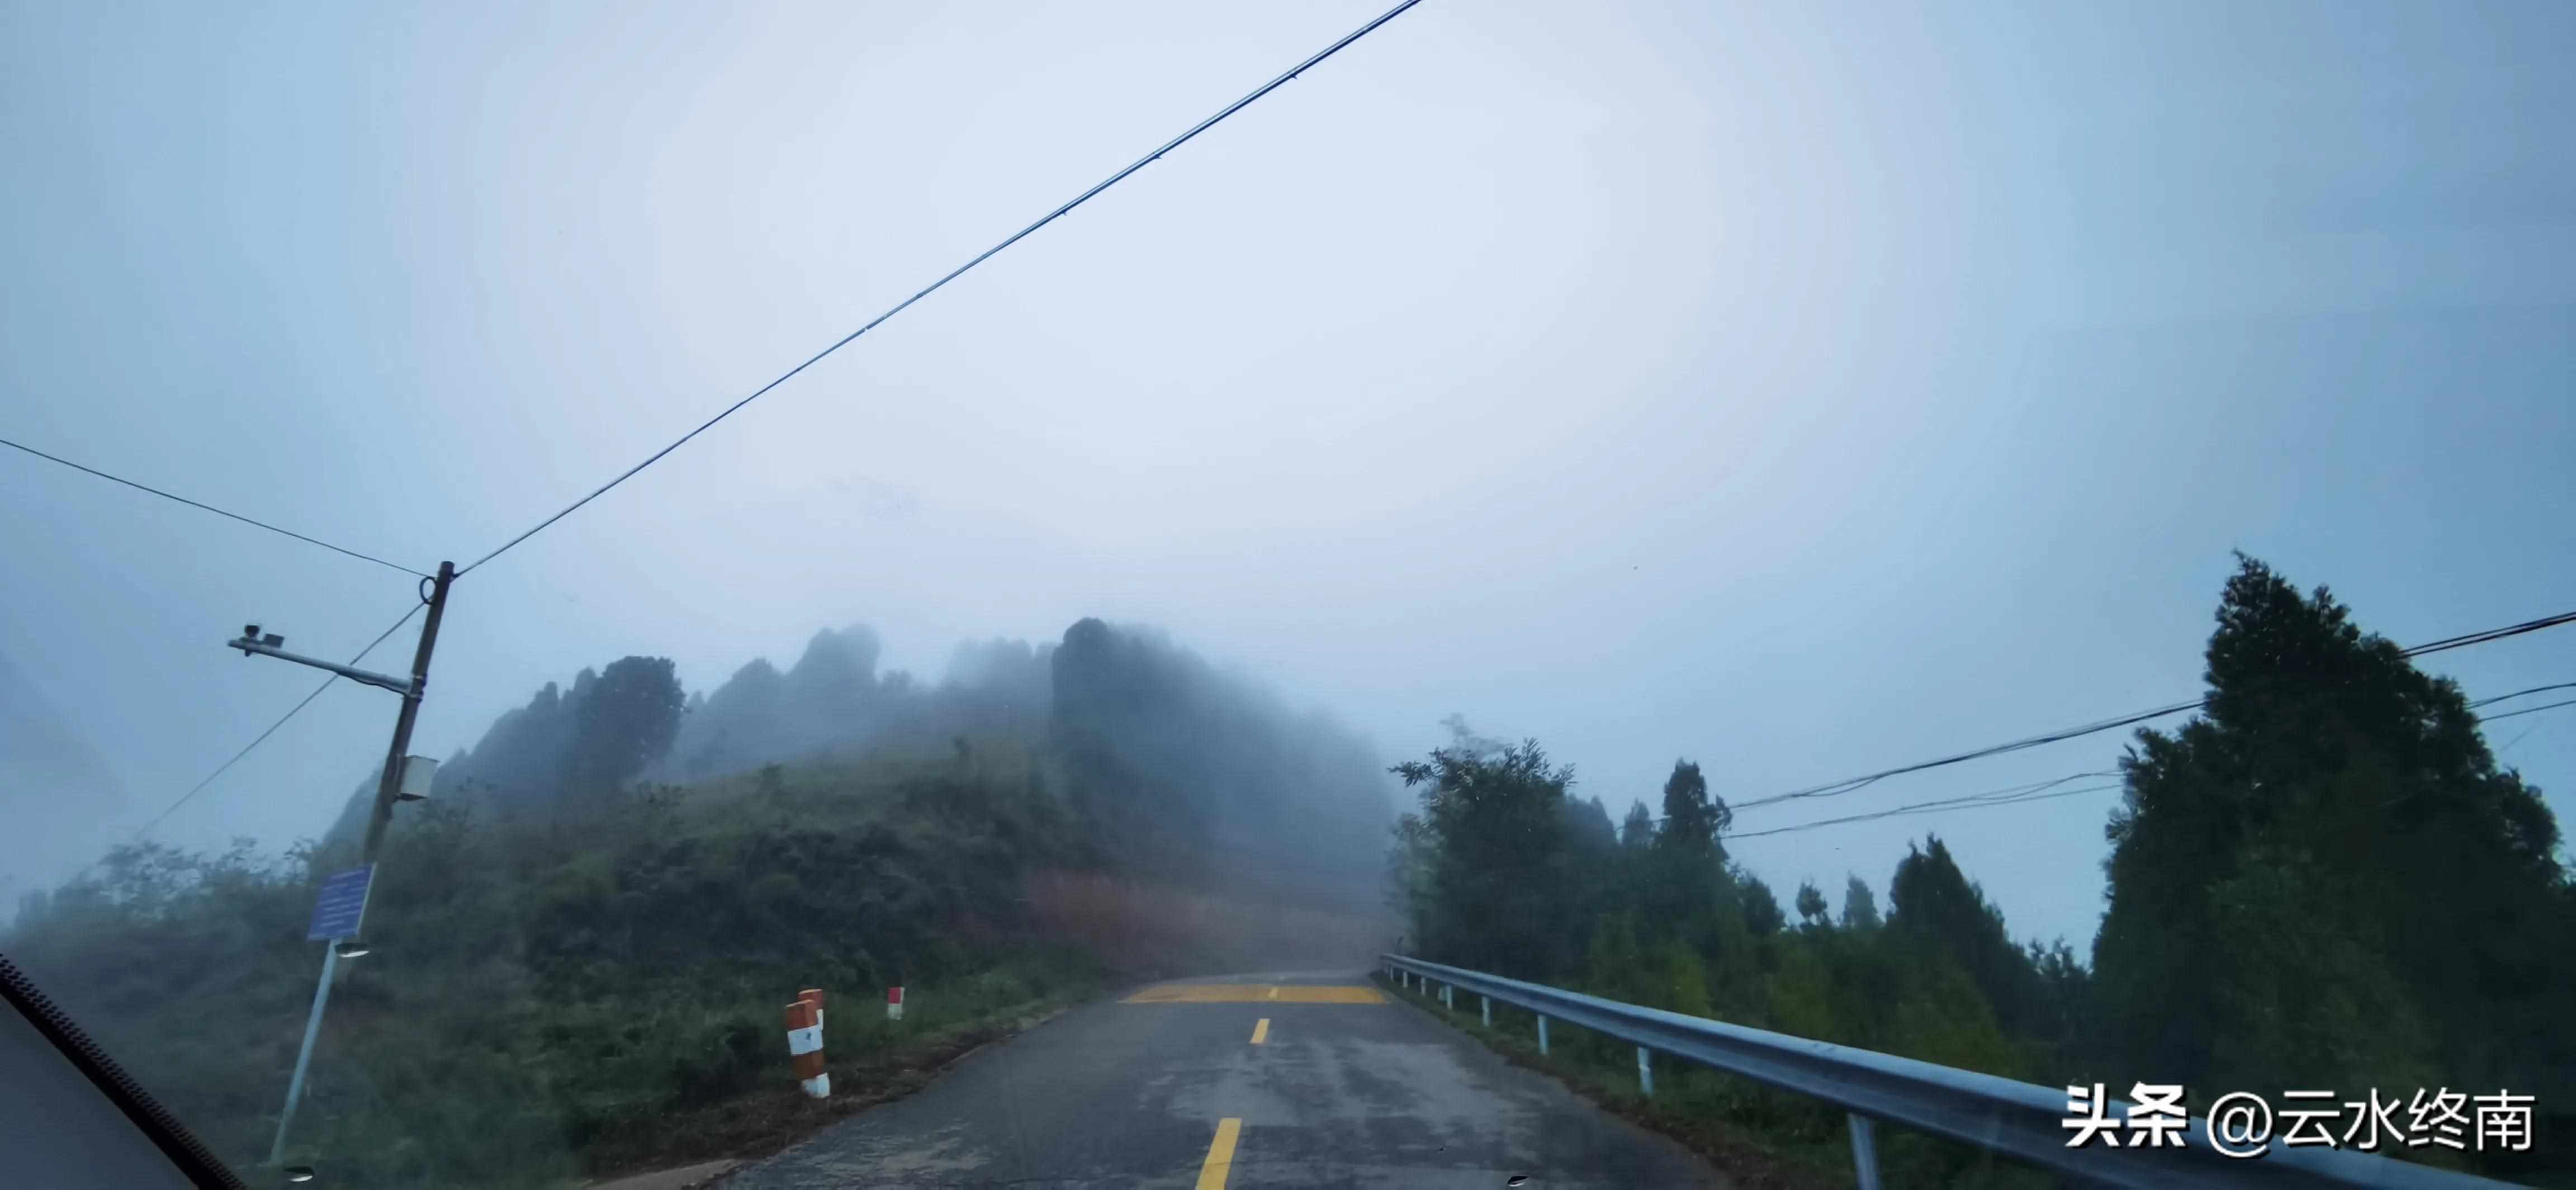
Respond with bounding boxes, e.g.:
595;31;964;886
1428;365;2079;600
4;0;2571;950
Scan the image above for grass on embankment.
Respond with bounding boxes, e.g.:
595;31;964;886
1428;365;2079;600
580;961;1105;1183
7;744;1110;1188
8;735;1392;1189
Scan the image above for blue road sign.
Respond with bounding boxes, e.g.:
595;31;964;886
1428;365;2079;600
305;865;375;941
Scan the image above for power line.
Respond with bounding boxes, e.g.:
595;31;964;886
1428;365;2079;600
2495;722;2547;758
1735;676;2576;842
1732;607;2576;814
1;435;429;578
43;601;425;901
1731;701;2200;813
457;0;1427;579
111;603;425;856
2480;696;2576;724
2397;609;2576;657
1731;780;2126;841
2470;681;2576;709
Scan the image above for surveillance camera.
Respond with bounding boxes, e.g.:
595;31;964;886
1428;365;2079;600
244;624;261;639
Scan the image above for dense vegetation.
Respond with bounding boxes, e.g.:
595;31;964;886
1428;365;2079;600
4;618;1396;1186
1386;557;2573;1186
8;559;2569;1186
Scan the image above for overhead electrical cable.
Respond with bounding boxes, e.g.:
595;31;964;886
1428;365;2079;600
1731;781;2127;840
2469;681;2576;709
457;0;1427;579
1732;607;2576;814
1732;671;2576;840
1;436;430;578
2480;697;2576;724
119;603;425;848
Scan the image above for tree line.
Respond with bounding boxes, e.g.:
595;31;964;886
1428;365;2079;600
1386;556;2572;1183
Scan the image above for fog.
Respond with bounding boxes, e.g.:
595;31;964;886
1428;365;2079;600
6;0;2574;956
309;615;1396;915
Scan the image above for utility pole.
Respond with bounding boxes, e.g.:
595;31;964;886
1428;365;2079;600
359;561;456;868
240;560;457;1168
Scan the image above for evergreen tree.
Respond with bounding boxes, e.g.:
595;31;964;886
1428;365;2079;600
1840;874;1881;930
565;657;685;796
1618;800;1656;849
1795;880;1830;928
1562;795;1618;854
1654;759;1728;858
2093;555;2572;1106
1890;835;2044;1036
1736;871;1785;936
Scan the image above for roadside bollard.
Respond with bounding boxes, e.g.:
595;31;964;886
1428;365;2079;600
1637;1046;1654;1098
887;985;905;1021
1537;1016;1549;1055
783;999;828;1099
1480;995;1490;1027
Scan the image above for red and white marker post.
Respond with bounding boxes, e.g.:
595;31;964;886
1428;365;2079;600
887;985;905;1021
783;990;828;1099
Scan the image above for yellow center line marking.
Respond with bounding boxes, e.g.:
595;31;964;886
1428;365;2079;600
1123;985;1384;1004
1195;1117;1242;1189
1250;1018;1270;1045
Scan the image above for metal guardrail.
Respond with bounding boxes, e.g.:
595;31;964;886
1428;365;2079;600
1381;954;2520;1189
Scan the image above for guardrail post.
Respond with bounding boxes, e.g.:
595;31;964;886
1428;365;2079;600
1371;953;2525;1187
1480;995;1490;1027
1846;1114;1881;1190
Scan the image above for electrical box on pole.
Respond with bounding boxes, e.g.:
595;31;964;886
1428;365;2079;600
396;754;438;802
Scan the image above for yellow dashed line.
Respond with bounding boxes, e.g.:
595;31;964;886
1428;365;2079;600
1195;1117;1242;1189
1251;1018;1270;1045
1123;985;1385;1004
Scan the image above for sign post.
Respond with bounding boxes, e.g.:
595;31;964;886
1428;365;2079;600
234;561;452;1174
268;865;376;1165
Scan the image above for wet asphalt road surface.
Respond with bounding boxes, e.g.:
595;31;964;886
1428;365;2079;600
719;969;1723;1189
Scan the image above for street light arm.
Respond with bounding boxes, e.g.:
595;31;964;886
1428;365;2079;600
227;637;417;697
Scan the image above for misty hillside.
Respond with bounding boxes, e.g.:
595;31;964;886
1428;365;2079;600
660;631;1054;785
0;649;131;898
13;617;1402;1185
322;616;1394;914
1051;618;1391;910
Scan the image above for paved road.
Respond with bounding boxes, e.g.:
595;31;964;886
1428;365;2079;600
721;969;1723;1189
